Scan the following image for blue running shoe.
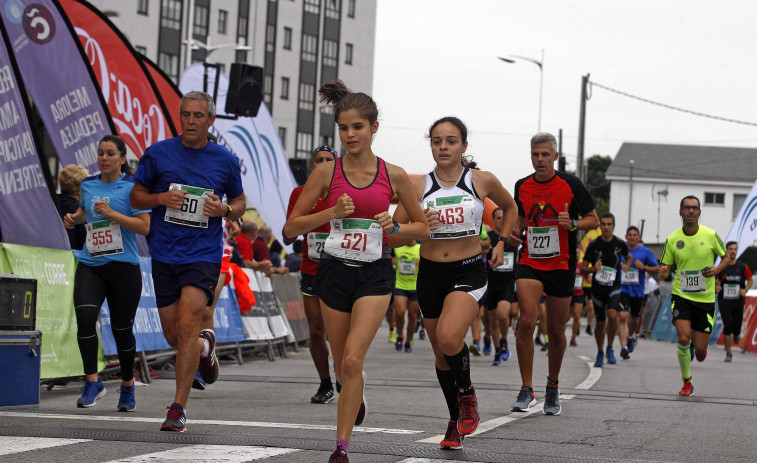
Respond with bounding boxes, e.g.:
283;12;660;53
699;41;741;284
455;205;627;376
501;339;510;361
117;383;136;412
404;341;413;353
626;337;636;353
419;329;426;340
395;336;404;351
491;349;502;366
160;402;186;432
606;346;617;364
77;378;106;408
594;351;604;368
483;337;492;356
192;369;206;390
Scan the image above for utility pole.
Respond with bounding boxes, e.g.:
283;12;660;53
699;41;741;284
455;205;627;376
558;128;565;172
576;73;589;182
627;160;634;229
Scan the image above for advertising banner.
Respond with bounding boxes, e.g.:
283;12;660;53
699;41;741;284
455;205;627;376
140;55;182;139
253;270;292;341
1;0;112;173
270;273;309;342
239;268;274;341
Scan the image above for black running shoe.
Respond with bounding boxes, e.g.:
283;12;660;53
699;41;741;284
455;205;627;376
198;329;219;384
311;383;335;404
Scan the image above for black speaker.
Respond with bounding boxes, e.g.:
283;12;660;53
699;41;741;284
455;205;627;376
225;63;264;117
289;158;309;186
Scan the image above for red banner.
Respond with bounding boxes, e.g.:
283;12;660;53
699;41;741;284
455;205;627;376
56;0;176;157
141;55;182;138
716;295;757;353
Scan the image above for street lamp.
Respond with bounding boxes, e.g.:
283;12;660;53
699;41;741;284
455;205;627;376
497;49;544;132
183;37;252;63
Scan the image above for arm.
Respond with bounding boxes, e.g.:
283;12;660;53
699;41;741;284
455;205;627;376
621;252;634;273
130;183;187;210
508;214;527;247
703;254;730;278
63;207;87;229
477;171;517;269
284;163;343;238
94;200;150;235
382;164;429;239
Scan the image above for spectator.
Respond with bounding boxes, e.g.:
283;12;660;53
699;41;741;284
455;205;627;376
284;239;303;273
253;225;273;261
238;219;272;273
57;164;89;250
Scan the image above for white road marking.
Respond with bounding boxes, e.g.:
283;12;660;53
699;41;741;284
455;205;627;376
0;436;90;455
575;361;603;390
104;444;298;462
397;459;483;463
0;411;421;435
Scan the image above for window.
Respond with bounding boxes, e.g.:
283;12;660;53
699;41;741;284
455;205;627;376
278;127;287;149
158;52;179;81
194;4;209;36
733;193;747;218
218;10;228;34
704;192;725;207
283;27;292;50
264;74;273;105
345;43;353;65
296;132;314;158
304;0;320;14
322;39;338;67
138;0;149;15
281;77;290;100
301;34;317;62
298;82;315;111
160;0;182;30
266;24;276;53
134;45;147;55
347;0;355;18
237;16;248;44
325;0;340;19
320;135;333;147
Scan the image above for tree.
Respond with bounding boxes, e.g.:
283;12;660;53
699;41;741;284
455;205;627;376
585;154;612;215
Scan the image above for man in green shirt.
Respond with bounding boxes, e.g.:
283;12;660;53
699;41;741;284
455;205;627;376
658;195;728;397
392;239;422;352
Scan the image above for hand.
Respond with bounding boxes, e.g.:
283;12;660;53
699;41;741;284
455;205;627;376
333;194;354;218
701;266;717;278
203;192;225;217
63;213;76;229
634;259;645;270
658;264;669;279
94;199;113;218
594;259;603;271
489;241;505;269
162;189;188;210
740;288;747;297
374;211;394;234
508;229;522;247
558;203;572;230
227;219;241;238
424;208;440;231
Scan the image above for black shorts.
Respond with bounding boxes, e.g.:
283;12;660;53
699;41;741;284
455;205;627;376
313;258;395;313
300;272;317;297
592;286;621;322
394;288;418;301
717;298;744;336
485;278;515;310
584;286;593;299
515;265;574;298
152;259;221;308
571;293;586;305
671;295;715;334
417;255;488;319
619;293;644;317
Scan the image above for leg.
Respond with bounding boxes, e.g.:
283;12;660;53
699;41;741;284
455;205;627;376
593;296;607;353
73;264;107;383
394;295;408;346
304;294;331;381
201;272;227;331
545;296;571;381
487;308;501;347
470;306;482;344
498;301;511;339
515;279;543;388
606;308;618;350
617;310;629;351
106;263;142;386
720;303;734;355
406;300;419;344
674;318;693;380
572;302;583;338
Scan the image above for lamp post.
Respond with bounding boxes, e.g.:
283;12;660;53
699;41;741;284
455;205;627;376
628;159;634;229
183;37;252;63
497;49;544;132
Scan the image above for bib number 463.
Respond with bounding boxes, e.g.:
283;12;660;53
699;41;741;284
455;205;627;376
340;232;367;251
439;207;464;224
91;229;113;246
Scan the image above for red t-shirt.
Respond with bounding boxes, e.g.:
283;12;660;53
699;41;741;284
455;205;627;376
286;185;329;276
253;237;270;261
235;233;254;261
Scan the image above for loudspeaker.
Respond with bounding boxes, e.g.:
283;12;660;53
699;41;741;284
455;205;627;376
289;158;309;186
225;63;264;117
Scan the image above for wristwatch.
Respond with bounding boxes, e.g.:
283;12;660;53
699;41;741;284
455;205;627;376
224;204;233;218
570;219;578;231
388;220;400;235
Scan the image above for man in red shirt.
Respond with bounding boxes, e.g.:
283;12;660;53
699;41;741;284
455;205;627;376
238;220;272;273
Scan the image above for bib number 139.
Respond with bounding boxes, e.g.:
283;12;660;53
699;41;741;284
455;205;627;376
340;232;367;252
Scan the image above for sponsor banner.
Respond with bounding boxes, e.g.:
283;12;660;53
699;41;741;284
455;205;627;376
723;179;757;261
1;0;112;173
2;243;97;378
140;54;182;137
239;268;275;341
651;295;723;345
269;273;309;342
178;63;297;252
252;270;292;341
716;295;757;352
0;26;70;250
57;0;176;157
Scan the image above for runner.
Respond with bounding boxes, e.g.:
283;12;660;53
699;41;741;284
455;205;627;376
283;81;428;463
715;241;753;362
619;226;658;358
509;132;598;415
391;238;421;352
283;145;338;403
658;195;728;396
394;116;517;450
130;90;246;431
63;135;150;410
580;212;633;366
485;207;518;365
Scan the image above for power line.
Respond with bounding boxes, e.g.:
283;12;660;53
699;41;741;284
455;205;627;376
589;81;757;127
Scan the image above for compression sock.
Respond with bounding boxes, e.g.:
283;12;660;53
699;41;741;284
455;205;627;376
444;344;472;394
677;343;692;380
436;367;459;421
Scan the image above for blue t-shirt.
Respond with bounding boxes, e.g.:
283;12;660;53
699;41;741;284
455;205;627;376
77;174;149;266
133;137;244;264
621;245;659;298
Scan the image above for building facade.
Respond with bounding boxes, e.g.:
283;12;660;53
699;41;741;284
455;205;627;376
87;0;376;159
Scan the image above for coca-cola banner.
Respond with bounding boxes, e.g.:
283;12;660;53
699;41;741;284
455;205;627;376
1;0;112;174
57;0;177;158
0;22;70;249
141;55;183;138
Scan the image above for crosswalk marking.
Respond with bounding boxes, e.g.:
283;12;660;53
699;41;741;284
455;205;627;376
0;436;91;455
103;445;299;462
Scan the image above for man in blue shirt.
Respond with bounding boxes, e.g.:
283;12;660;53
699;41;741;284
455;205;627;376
131;91;245;432
619;226;658;359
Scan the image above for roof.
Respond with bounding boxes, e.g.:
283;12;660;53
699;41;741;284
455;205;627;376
605;143;757;183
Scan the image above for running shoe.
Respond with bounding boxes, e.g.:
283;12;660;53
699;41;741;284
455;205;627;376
586;325;593;336
336;379;342;394
725;352;733;363
534;336;544;346
469;341;481;356
511;385;537;412
620;347;630;360
594;351;604;368
395;336;404;352
606;346;617;364
160;402;186;432
543;385;561;415
116;383;136;412
679;379;694;397
419;329;426;340
626;336;636;353
483;337;492;356
404;341;413;353
76;378;106;408
541;342;549;352
311;383;335;404
198;329;219;384
695;348;707;362
354;371;367;425
570;337;577;347
491;349;502;366
329;444;349;463
192;369;206;391
501;339;510;361
440;420;464;450
456;387;479;435
388;327;396;344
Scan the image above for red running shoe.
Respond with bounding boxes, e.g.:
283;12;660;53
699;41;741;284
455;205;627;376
456;387;479;435
160;402;186;432
440;420;464;449
679;379;694;397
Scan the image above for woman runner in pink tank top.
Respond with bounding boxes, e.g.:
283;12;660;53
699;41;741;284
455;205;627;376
283;80;428;463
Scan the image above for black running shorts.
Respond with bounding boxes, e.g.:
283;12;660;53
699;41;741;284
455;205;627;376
485;278;515;310
417;254;488;319
313;258;394;313
515;264;574;298
671;295;715;334
619;293;644;317
592;286;621;322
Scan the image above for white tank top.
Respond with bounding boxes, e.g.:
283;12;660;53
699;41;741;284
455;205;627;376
420;167;484;239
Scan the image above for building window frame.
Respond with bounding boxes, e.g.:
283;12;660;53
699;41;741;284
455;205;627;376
704;191;725;207
283;27;293;50
160;0;182;30
281;77;290;100
345;43;353;65
194;4;209;37
733;193;747;219
347;0;355;18
138;0;149;15
218;9;228;34
322;39;338;67
279;127;287;149
301;34;318;62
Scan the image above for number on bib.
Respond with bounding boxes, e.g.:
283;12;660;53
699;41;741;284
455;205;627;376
679;269;706;293
85;220;124;257
164;183;213;228
527;226;560;258
723;283;740;300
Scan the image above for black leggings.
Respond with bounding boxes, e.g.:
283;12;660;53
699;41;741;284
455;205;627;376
719;300;744;337
74;261;142;380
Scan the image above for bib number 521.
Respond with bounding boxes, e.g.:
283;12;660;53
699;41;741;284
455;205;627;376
340;232;367;251
92;230;113;245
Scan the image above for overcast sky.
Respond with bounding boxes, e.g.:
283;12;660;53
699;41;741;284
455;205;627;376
369;0;757;190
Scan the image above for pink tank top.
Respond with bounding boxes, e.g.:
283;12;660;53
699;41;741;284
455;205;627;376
325;156;393;246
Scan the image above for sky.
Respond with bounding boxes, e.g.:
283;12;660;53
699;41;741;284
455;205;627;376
370;0;757;190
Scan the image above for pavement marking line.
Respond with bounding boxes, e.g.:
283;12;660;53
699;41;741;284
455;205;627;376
0;436;91;455
103;444;299;462
575;361;603;390
397;459;484;463
0;411;421;435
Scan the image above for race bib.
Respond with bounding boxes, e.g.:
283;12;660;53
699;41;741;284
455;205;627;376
723;283;740;300
679;269;706;293
398;259;417;276
426;195;476;239
527;226;560;258
324;218;383;266
494;252;515;272
164;184;213;228
306;232;328;261
595;266;617;286
85;220;124;257
574;275;583;289
621;268;640;285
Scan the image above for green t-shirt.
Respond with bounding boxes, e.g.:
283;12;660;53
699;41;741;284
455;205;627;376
660;225;726;303
394;243;421;291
